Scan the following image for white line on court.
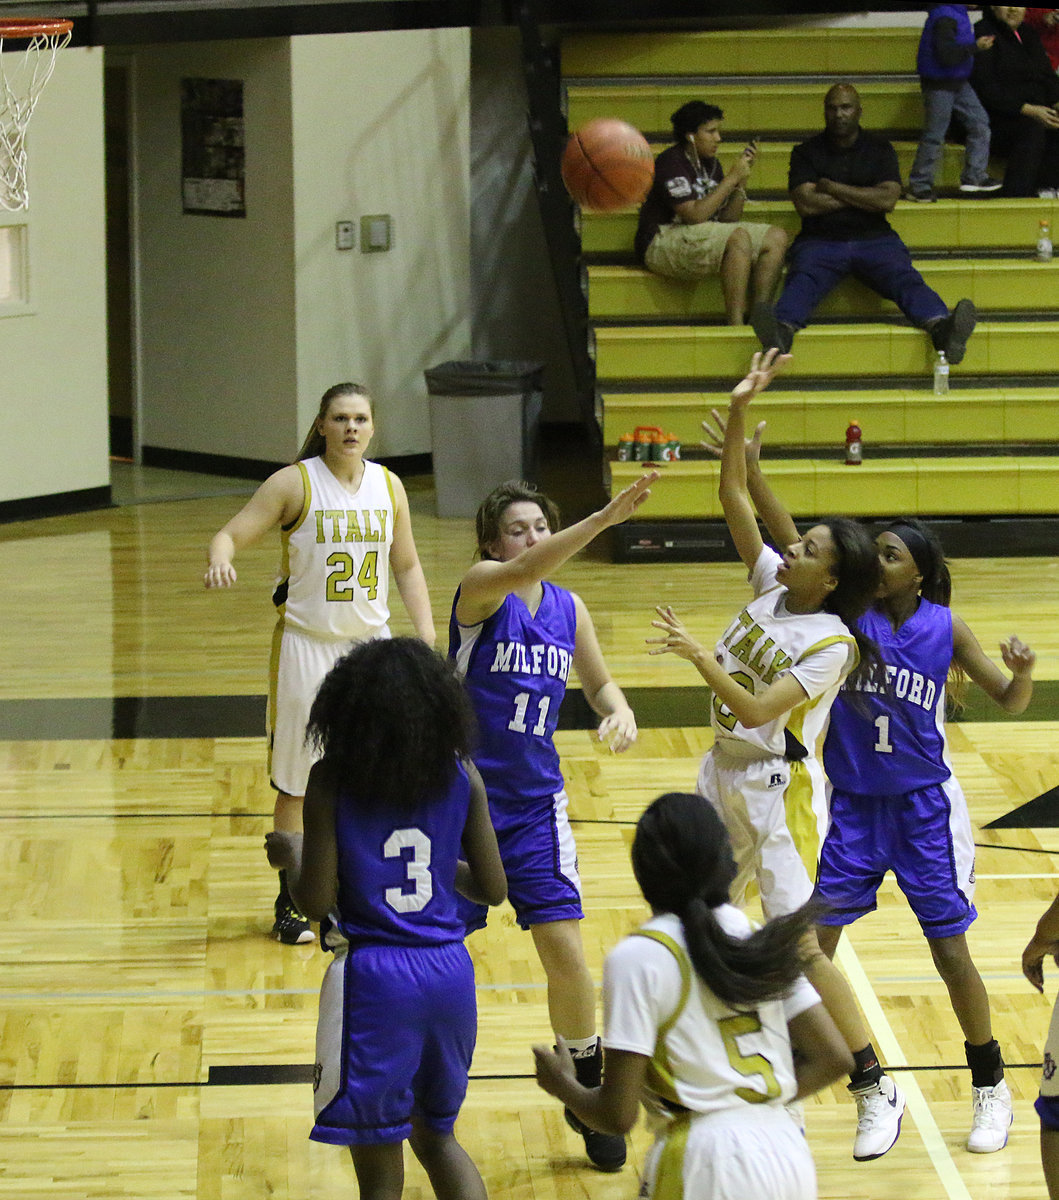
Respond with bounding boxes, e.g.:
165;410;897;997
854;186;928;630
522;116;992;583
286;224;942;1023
836;938;973;1200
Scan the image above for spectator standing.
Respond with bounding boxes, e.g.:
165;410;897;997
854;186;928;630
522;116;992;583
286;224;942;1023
907;4;1002;201
634;101;789;325
971;5;1059;196
752;85;978;363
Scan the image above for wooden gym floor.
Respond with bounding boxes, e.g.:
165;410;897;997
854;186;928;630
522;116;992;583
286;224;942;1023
2;461;1059;1199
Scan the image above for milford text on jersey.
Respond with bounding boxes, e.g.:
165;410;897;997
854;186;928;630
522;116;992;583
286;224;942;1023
489;640;572;681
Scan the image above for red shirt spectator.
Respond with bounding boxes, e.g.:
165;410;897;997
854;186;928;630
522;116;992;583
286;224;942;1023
1025;8;1059;71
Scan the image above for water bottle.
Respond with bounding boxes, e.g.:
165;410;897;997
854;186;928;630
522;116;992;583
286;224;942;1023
845;419;863;465
1038;219;1053;263
933;350;949;395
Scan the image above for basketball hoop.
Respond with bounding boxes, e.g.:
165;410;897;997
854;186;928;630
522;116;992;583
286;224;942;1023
0;18;73;211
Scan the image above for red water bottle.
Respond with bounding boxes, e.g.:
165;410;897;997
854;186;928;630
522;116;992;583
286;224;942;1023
845;419;863;465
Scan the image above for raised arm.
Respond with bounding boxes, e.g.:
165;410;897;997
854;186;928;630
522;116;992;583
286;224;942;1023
204;465;305;588
455;472;658;625
388;471;436;645
455;761;507;906
571;594;637;753
702;407;799;550
719;350;791;570
952;618;1035;715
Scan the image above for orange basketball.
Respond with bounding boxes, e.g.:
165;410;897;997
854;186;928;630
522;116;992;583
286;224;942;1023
561;117;655;212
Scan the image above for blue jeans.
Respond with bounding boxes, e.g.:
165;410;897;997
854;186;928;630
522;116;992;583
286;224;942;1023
909;80;992;191
774;231;949;331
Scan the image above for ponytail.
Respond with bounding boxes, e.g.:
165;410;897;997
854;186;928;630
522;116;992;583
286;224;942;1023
819;516;886;694
631;793;817;1008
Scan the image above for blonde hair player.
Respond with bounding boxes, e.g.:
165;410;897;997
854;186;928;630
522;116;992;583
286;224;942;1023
205;382;435;945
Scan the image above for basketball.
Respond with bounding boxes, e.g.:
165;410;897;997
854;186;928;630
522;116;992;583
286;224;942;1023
561;117;654;212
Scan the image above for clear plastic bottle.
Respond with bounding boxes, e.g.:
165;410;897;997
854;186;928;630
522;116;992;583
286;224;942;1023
1038;219;1053;263
933;350;949;395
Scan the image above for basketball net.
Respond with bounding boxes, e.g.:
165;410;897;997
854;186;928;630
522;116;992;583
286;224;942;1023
0;19;73;211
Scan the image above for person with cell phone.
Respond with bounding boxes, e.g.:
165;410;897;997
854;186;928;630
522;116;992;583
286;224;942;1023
634;100;789;325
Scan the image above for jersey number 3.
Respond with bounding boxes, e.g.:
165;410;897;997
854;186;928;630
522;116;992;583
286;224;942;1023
326;550;379;601
384;828;432;913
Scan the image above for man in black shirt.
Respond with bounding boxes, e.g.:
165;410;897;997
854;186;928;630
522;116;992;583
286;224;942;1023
752;84;976;362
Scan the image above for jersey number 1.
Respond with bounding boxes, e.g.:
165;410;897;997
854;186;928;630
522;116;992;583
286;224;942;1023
873;714;894;754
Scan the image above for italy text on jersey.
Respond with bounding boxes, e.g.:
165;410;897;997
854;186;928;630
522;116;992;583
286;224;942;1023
312;508;390;543
721;611;794;685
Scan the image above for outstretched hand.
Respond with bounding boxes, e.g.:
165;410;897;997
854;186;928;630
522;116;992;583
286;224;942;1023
702;407;767;466
729;349;792;408
646;605;706;662
601;469;659;527
597;710;638;754
1001;635;1035;677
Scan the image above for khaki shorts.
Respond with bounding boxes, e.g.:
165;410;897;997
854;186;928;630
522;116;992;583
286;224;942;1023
645;219;775;280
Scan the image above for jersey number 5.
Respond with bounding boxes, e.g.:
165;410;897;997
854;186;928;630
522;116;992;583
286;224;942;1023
326;550;379;601
718;1012;781;1103
384;828;432;913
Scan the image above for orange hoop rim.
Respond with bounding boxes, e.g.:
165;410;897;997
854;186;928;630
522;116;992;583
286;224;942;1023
0;17;73;39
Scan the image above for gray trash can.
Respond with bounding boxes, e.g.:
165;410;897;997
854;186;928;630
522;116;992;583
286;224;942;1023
424;360;544;518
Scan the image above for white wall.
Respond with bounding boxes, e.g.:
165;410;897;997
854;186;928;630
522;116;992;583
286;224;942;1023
134;38;299;463
289;28;471;458
0;47;108;505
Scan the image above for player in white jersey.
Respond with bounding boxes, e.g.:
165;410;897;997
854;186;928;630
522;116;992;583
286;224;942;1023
205;383;435;945
534;792;852;1200
649;352;908;1162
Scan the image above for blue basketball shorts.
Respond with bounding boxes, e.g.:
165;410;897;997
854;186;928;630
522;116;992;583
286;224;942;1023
461;787;583;933
815;778;976;939
310;940;477;1146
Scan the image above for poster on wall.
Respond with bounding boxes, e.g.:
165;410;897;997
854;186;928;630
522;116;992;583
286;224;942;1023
181;78;246;217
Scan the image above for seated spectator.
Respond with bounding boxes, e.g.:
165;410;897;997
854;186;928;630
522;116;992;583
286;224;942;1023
634;101;789;325
752;85;977;364
971;5;1059;196
907;3;1001;201
1025;7;1059;71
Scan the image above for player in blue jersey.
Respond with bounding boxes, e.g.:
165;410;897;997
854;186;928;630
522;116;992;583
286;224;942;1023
733;430;1036;1155
449;471;656;1172
817;518;1033;1154
534;792;854;1200
265;637;506;1200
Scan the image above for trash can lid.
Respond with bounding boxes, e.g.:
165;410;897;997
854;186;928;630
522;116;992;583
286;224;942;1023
424;360;545;395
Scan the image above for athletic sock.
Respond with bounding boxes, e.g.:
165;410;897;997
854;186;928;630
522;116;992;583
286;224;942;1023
965;1039;1005;1089
565;1036;602;1088
848;1043;883;1091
